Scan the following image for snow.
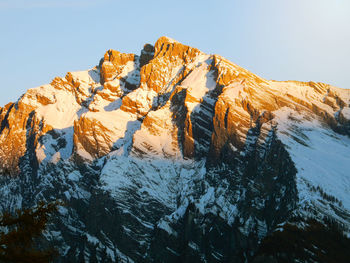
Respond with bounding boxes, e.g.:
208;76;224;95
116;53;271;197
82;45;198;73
35;127;74;164
120;60;140;86
188;241;200;251
132;56;216;156
211;251;224;260
99;156;242;237
341;107;350;119
124;86;158;114
274;107;350;215
86;233;100;245
33;85;82;129
112;119;141;156
132;105;181;158
64;191;71;200
50;152;61;164
269;81;348;117
197;187;215;214
159;36;178;44
67;171;81;182
75;146;94;162
157;220;177;237
166;247;180;256
69;68;100;85
26;63;140;163
181;57;216;100
78;109;139;158
100;156;179;207
85;109;135;134
2;38;350;262
104;98;122;111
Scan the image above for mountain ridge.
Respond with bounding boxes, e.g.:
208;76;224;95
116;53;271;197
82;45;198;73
0;36;349;262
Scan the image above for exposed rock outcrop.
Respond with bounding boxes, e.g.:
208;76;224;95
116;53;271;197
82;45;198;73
0;36;349;263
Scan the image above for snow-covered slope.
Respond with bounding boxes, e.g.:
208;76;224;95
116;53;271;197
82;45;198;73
0;36;349;262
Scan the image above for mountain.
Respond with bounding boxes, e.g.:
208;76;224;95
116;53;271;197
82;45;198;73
0;36;350;262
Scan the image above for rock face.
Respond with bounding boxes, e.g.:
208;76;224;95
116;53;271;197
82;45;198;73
0;36;350;262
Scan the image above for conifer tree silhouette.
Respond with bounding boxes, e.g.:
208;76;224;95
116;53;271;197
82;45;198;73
0;201;61;263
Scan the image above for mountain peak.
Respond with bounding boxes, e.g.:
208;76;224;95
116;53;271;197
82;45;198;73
1;37;349;170
1;37;350;262
153;36;200;60
155;35;179;45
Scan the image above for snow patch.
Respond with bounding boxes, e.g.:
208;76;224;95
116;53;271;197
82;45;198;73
274;107;350;216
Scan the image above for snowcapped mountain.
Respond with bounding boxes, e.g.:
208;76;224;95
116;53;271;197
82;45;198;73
0;36;350;262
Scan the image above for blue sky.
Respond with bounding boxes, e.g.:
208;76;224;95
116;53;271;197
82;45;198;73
0;0;349;106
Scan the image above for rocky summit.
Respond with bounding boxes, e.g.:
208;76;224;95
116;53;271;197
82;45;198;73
0;36;350;262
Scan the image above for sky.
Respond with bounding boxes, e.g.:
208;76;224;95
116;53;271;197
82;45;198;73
0;0;349;106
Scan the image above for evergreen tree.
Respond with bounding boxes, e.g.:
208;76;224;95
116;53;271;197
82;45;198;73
0;201;61;263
